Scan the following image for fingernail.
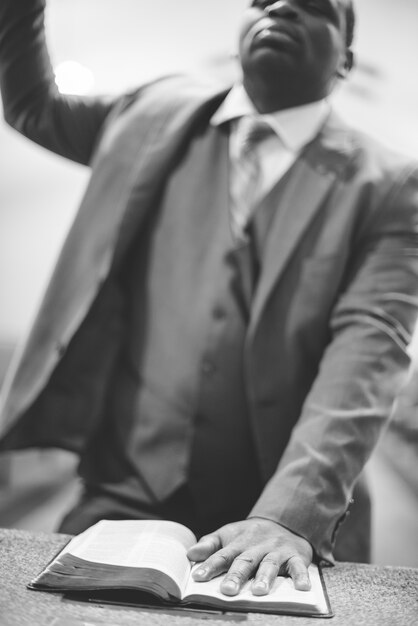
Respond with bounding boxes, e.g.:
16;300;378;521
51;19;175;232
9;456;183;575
297;576;310;590
254;580;267;591
223;580;238;593
195;567;208;578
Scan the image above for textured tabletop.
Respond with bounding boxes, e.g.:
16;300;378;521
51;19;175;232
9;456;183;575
0;527;417;626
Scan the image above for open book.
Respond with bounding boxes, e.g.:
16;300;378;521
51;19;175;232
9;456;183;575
29;519;332;617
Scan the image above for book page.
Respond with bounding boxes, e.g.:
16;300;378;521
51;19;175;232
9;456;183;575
61;520;196;595
184;563;328;613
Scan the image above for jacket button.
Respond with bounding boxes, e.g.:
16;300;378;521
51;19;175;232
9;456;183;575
201;359;216;376
56;342;66;358
258;397;275;408
213;306;226;320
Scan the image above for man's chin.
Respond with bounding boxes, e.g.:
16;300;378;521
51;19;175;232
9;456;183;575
242;47;298;80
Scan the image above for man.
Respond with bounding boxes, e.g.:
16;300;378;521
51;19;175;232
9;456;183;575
1;0;418;598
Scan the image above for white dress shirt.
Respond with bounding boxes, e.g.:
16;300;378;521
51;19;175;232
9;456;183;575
211;83;330;204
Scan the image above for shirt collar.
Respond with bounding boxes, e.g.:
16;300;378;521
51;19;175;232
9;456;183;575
211;83;330;152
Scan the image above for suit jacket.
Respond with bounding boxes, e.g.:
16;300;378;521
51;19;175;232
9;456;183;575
1;0;418;563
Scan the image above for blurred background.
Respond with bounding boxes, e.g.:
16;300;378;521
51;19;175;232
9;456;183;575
0;0;417;565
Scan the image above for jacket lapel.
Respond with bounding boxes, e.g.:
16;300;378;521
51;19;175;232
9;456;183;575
249;113;356;338
0;78;229;436
111;79;230;272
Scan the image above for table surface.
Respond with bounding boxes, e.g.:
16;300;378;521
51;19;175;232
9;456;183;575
1;527;417;626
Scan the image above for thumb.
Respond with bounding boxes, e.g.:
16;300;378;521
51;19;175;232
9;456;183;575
187;533;222;561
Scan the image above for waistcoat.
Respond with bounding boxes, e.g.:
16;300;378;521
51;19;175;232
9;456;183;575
79;124;261;517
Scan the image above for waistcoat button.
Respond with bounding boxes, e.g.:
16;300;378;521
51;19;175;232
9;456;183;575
213;305;227;320
201;359;216;376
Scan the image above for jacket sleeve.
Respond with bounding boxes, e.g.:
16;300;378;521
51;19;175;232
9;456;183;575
249;164;418;563
0;0;118;165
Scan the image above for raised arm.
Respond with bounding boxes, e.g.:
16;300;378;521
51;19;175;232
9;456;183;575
0;0;115;165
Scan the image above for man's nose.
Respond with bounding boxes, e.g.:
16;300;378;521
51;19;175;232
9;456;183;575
264;1;299;19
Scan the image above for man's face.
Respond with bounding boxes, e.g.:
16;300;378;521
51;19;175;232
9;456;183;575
239;0;352;108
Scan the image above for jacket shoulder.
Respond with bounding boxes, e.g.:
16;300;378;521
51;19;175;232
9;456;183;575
322;112;418;184
109;74;230;124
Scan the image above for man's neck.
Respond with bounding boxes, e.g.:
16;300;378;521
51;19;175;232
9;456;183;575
243;77;326;114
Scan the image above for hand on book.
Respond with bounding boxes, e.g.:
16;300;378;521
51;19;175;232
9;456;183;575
187;517;313;597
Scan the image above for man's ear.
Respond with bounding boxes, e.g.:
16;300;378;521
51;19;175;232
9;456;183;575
337;49;354;79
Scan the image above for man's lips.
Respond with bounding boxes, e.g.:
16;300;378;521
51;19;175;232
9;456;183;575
250;19;301;50
256;28;298;45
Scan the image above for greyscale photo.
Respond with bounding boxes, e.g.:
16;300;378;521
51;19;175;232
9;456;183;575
0;1;417;623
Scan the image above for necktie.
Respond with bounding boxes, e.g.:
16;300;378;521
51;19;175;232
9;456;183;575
230;116;273;243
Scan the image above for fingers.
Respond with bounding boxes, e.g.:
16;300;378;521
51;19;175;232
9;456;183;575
220;551;259;595
251;554;280;595
187;533;223;562
194;548;311;596
251;553;311;595
192;545;240;582
286;555;311;591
